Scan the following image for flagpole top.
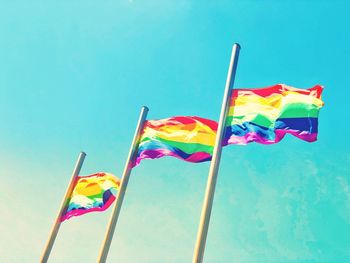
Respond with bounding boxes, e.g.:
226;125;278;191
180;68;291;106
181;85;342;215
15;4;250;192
233;43;241;49
141;106;149;112
80;151;87;157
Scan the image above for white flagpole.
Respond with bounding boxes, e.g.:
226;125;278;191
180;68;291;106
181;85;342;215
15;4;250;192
40;151;86;263
98;106;149;263
192;44;241;263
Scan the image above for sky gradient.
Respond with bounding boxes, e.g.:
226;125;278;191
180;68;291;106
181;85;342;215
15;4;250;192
1;1;350;262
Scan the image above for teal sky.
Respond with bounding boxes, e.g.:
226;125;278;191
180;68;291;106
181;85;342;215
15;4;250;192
1;1;349;262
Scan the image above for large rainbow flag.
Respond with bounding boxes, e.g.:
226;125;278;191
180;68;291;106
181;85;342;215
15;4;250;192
133;84;324;166
134;116;217;166
223;84;324;145
61;172;120;222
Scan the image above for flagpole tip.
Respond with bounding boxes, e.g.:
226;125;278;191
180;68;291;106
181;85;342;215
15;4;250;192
80;151;87;156
233;43;241;49
141;106;149;112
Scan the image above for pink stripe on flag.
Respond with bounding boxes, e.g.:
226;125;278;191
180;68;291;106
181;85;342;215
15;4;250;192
225;130;318;145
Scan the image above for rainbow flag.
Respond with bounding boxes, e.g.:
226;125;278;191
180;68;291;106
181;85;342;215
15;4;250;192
61;172;120;222
224;84;324;145
134;116;217;166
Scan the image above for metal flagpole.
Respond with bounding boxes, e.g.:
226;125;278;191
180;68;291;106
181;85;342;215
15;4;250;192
98;106;149;263
192;43;241;263
40;151;86;263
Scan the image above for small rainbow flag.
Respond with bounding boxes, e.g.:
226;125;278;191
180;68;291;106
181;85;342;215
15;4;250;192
134;116;217;166
224;84;324;145
61;172;120;222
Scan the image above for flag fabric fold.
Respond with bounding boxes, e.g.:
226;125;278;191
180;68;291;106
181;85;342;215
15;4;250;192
134;116;217;166
223;84;324;145
61;172;120;222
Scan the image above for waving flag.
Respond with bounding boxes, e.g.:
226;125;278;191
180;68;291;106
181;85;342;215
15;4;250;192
61;172;120;222
224;84;324;145
134;116;217;166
